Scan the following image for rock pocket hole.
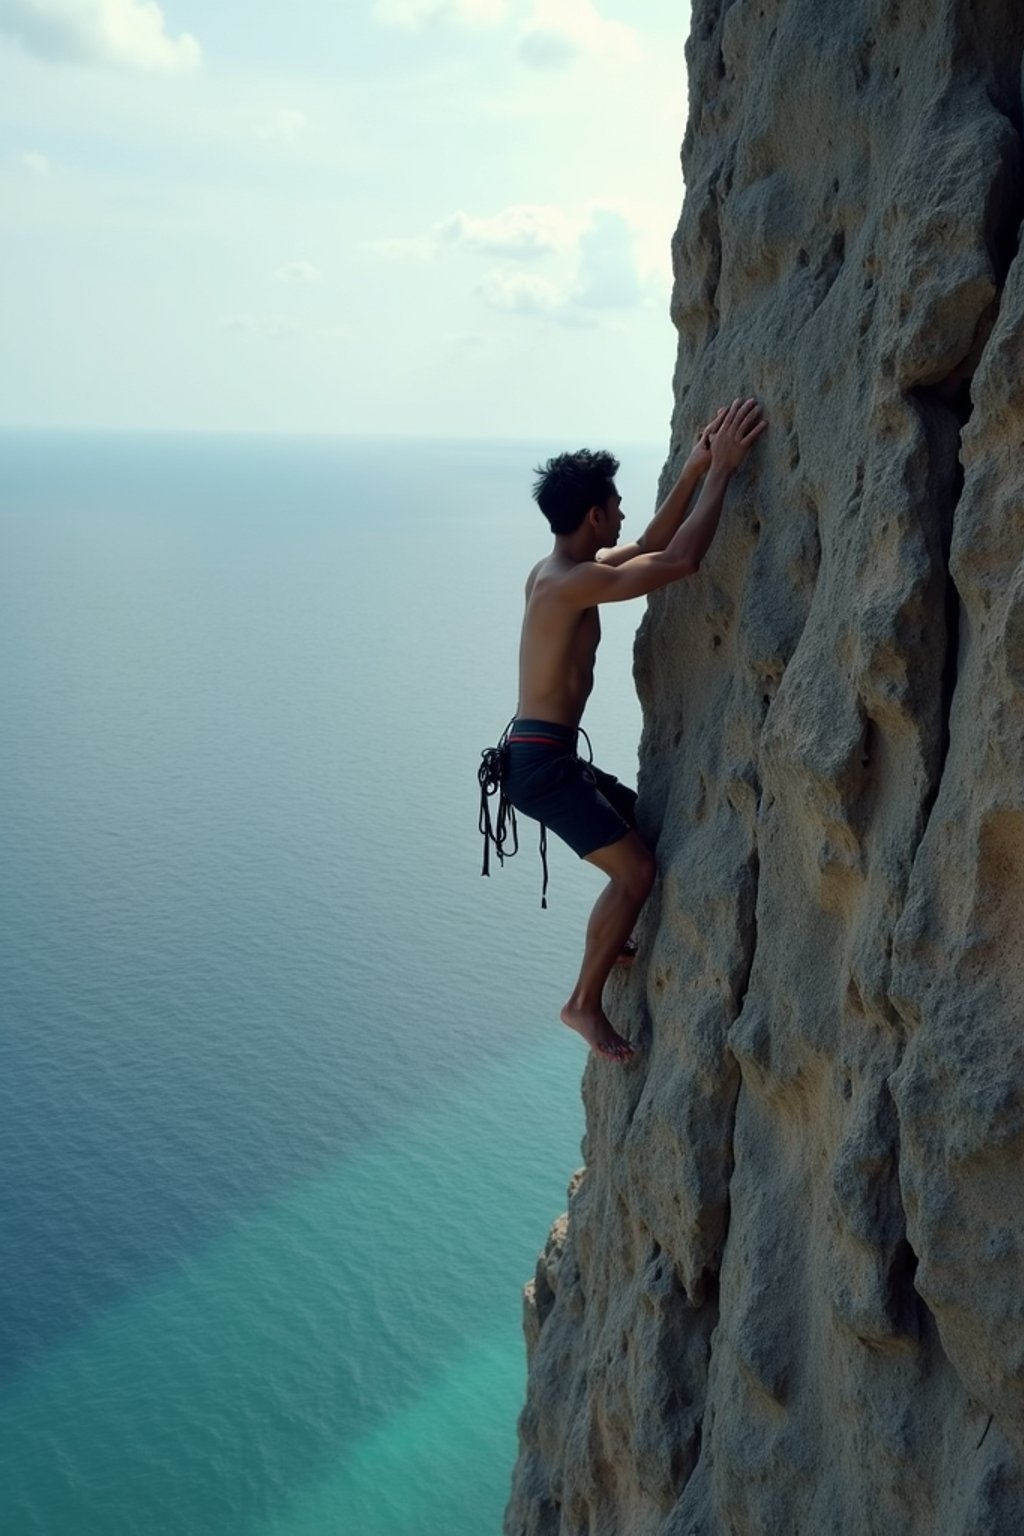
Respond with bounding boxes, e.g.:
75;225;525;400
887;1237;922;1337
860;716;877;768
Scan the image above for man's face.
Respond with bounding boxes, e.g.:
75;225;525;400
596;487;624;545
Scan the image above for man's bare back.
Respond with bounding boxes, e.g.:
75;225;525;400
517;554;605;728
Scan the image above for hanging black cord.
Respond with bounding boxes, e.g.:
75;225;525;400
478;719;518;878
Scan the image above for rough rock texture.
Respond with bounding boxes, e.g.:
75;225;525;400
506;4;1024;1532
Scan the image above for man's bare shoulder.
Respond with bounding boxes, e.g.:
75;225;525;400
525;553;590;603
524;557;546;600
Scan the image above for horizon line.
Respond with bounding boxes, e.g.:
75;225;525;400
0;425;668;449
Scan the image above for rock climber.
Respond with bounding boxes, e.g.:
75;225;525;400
487;396;766;1062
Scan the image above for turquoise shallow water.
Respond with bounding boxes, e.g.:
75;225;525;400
0;433;655;1535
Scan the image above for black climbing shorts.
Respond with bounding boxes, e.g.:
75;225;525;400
502;718;637;858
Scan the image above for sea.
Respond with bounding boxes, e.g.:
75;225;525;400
0;432;658;1536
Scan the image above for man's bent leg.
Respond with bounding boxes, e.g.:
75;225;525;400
560;830;656;1062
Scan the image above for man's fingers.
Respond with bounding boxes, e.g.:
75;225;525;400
731;401;763;436
736;419;769;450
725;395;757;431
699;405;727;442
711;395;765;448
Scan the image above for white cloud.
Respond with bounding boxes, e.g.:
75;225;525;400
370;0;638;62
478;270;564;315
478;271;597;328
368;202;652;324
518;0;640;69
18;149;50;174
0;0;201;73
252;109;309;144
365;204;575;263
436;204;573;259
373;0;505;28
476;207;646;324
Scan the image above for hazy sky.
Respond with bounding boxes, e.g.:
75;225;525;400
1;1;693;439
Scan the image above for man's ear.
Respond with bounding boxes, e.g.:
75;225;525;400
587;505;604;527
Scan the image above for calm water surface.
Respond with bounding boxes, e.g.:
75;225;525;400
0;432;657;1535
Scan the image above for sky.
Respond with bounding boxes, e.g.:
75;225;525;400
0;0;693;439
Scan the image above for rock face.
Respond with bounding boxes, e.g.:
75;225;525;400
506;4;1024;1532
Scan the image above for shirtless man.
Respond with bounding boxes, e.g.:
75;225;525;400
502;396;766;1062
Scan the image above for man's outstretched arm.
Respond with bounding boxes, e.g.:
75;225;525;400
568;397;766;605
597;406;726;567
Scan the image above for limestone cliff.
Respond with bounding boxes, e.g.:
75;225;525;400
506;4;1024;1532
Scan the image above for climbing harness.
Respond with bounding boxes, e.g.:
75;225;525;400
478;720;594;909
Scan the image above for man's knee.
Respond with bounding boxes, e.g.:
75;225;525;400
586;832;656;900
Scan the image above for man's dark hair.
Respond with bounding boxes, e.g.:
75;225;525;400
531;448;620;535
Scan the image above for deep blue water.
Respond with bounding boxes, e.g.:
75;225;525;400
0;432;655;1535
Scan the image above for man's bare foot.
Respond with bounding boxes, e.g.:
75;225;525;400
560;1001;636;1062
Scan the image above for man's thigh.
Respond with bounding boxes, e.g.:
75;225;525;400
522;757;631;856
